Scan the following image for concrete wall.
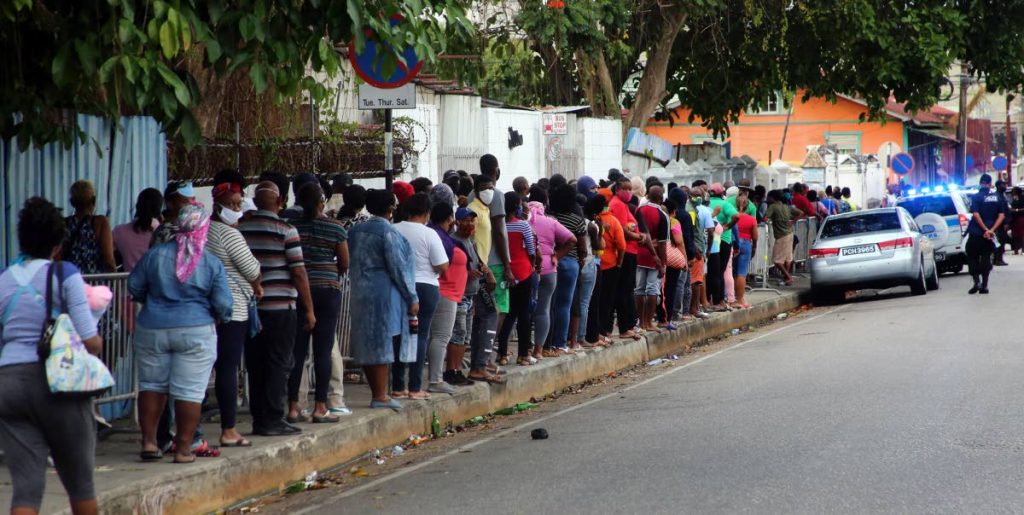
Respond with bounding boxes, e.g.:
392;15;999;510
577;117;622;179
481;107;544;192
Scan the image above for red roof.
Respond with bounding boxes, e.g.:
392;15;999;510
884;99;955;126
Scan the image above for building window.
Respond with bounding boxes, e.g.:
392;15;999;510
825;132;862;155
748;92;787;115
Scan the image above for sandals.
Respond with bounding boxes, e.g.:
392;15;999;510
467;372;507;384
219;437;252;448
408;391;432;401
286;413;309;424
497;356;510;366
517;357;533;366
169;440;220;458
312;413;341;423
140;449;164;462
391;390;410;399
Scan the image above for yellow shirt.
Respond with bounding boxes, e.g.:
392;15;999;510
469;198;492;264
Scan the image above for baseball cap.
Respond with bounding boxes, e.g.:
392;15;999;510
709;182;726;195
455;207;478;221
726;186;739;197
165;180;195;199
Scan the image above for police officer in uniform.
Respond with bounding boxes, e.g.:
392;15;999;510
966;174;1008;294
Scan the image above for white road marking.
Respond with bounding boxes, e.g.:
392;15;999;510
293;303;851;512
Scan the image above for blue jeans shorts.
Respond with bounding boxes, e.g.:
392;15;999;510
634;266;662;296
135;324;217;403
734;239;753;277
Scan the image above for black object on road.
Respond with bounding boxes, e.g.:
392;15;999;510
531;428;549;440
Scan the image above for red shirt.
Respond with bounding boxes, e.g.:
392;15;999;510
506;218;537;282
737;214;757;241
438;247;468;302
791;193;814;220
610;196;639;255
636;204;669;268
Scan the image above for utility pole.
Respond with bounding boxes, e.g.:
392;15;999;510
1007;93;1015;186
956;62;970;183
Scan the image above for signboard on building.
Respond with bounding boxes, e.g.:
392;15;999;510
358;83;416;110
542;113;568;135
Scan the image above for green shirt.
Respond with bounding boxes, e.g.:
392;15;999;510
727;195;758;218
709;196;739;245
765;202;801;237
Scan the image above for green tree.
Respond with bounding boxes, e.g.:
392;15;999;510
459;0;1024;138
0;0;474;149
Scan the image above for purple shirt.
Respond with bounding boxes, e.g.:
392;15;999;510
528;202;574;276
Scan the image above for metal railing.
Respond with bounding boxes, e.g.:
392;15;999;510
82;273;139;425
792;218;820;267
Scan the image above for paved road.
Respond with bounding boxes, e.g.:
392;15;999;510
295;263;1024;514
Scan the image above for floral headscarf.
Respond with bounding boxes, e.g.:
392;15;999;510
175;204;211;283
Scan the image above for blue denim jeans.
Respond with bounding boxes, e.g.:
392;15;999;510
575;257;598;343
550;258;580;348
533;273;557;348
392;283;439;393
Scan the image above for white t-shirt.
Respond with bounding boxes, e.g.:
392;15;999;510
394;221;449;286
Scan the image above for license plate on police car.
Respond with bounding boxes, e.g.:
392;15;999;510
841;244;877;256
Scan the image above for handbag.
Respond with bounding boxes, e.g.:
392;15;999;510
37;261;115;398
247;295;262;338
665;243;687;269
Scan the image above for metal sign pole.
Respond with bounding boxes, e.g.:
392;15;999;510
384;108;393;190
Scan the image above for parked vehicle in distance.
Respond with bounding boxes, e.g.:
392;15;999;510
896;188;969;274
809;207;938;304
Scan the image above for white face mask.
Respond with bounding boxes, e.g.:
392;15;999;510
218;204;244;225
479;189;495;205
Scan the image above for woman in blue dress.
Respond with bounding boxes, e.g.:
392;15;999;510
347;189;419;411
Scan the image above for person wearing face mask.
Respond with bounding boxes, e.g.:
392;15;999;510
595;190;626;342
206;182;263;447
425;202;468;394
465;174;506;383
608;177;644;339
445;208;494;386
966;174;1008;294
689;185;716;318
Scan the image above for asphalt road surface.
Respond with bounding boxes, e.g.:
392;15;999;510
289;263;1024;514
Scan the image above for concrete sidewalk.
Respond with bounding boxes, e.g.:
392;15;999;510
1;282;809;514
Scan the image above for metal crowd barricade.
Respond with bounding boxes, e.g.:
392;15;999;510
83;272;139;429
749;223;779;293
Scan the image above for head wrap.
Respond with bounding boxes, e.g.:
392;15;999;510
527;200;546;220
630;176;646;198
428;183;456;209
212;182;242;203
576;176;597;197
597;188;613;203
175;204;211;283
393;181;415;205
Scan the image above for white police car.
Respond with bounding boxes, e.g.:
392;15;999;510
895;186;969;274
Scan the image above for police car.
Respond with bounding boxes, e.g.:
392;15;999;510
895;185;969;274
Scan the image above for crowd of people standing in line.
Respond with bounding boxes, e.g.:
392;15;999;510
0;152;867;513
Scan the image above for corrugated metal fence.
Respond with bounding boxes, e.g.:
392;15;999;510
1;115;167;266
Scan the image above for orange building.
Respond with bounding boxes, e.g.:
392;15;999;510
645;92;910;167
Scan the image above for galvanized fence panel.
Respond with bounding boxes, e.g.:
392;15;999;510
749;223;779;292
791;218;819;268
83;273;138;423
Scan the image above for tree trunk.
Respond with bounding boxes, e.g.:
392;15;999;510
594;49;619;117
621;9;687;133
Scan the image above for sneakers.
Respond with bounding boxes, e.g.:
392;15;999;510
444;370;475;386
427;382;457;395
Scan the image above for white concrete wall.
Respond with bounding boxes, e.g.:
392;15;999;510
578;117;623;179
481;107;544;192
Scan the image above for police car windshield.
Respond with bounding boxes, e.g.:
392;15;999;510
820;212;902;239
897;196;958;217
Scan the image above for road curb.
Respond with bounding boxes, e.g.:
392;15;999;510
91;288;809;514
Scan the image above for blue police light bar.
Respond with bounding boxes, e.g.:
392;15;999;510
908;189;918;196
921;187;931;194
934;185;945;192
948;183;959;190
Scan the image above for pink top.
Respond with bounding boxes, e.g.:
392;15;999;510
112;220;159;272
528;201;574;276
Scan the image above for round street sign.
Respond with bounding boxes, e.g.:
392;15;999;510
993;156;1009;171
349;17;423;89
891;152;914;175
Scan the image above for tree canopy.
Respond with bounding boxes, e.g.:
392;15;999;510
458;0;1024;137
0;0;473;149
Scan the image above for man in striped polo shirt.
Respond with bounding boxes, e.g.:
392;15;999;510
239;181;316;436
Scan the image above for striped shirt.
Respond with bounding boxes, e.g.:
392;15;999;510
238;210;304;311
551;211;587;259
286;216;348;290
207;221;261;321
